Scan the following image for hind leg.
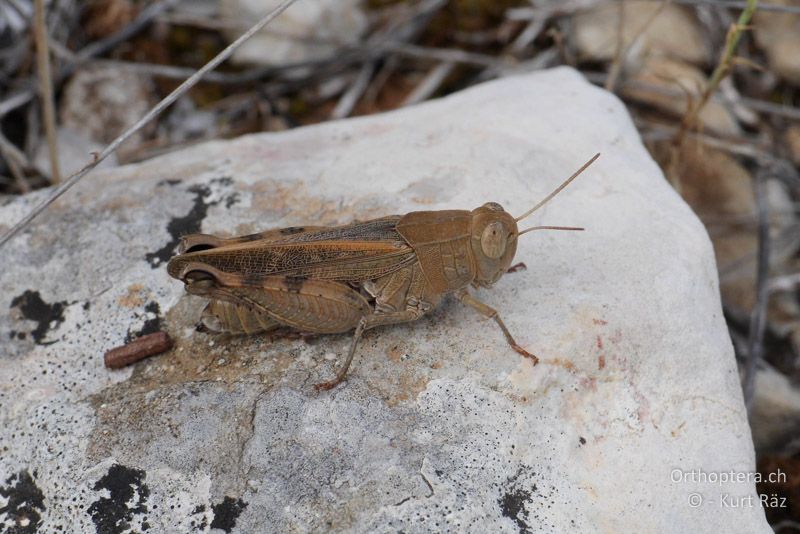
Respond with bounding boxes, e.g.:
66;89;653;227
314;308;426;391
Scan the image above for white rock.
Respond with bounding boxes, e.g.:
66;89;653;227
0;68;768;532
218;0;367;66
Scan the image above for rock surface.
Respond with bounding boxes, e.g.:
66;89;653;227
0;68;769;532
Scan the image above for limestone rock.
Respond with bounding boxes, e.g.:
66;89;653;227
0;68;768;532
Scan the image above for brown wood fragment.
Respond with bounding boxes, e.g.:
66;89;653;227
506;262;528;274
104;331;173;369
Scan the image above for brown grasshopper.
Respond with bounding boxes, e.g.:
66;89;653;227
167;153;599;390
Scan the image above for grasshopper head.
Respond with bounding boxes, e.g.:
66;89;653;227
168;261;223;296
469;203;519;288
468;153;600;287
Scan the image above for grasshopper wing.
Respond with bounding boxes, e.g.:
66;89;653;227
178;226;328;253
168;216;418;283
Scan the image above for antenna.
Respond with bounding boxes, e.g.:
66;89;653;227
514;153;600;223
517;225;584;236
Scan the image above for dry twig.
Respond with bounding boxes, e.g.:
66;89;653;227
506;0;797;17
743;169;771;411
331;62;376;119
402;62;455;107
643;0;800;14
104;331;174;369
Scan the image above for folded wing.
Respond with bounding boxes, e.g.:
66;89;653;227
167;216;417;283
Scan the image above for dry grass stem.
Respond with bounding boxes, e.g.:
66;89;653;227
679;0;759;137
33;0;60;183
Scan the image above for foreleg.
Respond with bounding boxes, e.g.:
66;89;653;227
455;289;538;365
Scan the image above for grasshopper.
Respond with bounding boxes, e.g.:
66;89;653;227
167;154;599;390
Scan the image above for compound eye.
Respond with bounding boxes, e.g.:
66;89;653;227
480;221;507;259
482;202;504;212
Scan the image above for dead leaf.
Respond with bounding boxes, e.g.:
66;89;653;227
651;141;799;319
754;0;800;85
572;1;709;66
785;125;800;167
623;57;740;136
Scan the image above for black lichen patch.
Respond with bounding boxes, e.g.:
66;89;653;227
211;177;233;187
224;192;240;209
500;487;532;534
212;176;238;209
146;184;213;268
190;505;208;531
146;177;240;268
210;497;247;533
498;467;535;534
0;470;46;534
88;464;149;534
9;290;68;344
141;302;162;335
125;302;162;343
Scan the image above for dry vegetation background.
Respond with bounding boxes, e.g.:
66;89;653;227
1;0;799;529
